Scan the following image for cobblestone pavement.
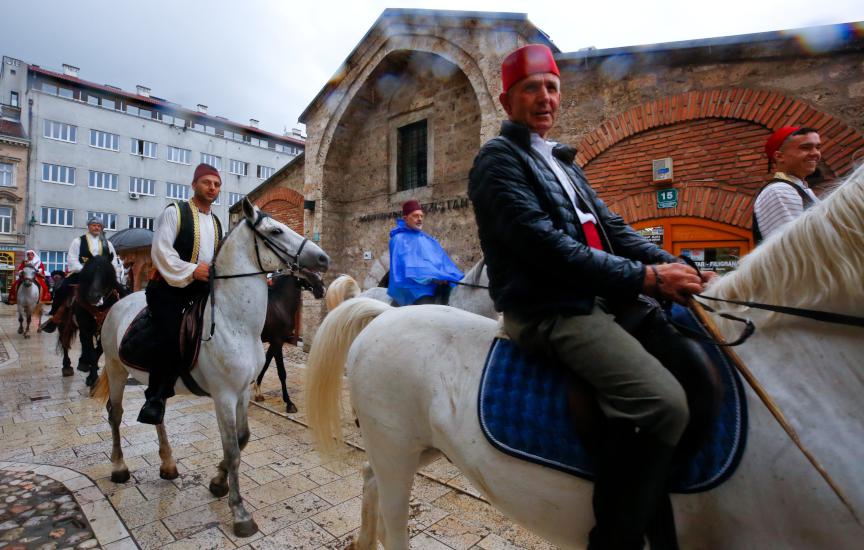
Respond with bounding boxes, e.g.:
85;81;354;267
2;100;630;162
0;305;555;550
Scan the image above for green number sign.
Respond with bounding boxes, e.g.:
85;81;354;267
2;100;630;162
656;188;678;209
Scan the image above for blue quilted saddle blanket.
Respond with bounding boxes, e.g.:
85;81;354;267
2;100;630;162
478;304;748;494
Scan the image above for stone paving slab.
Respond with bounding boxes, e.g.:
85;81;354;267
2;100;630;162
0;305;554;549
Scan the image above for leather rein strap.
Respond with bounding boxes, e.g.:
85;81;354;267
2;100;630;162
203;210;310;341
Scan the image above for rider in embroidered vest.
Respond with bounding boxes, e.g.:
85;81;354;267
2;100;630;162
752;126;821;243
137;163;223;425
469;45;716;550
387;200;464;306
41;216;120;333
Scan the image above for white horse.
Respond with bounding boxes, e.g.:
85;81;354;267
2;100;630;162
325;258;497;319
92;199;330;537
305;166;864;549
16;266;42;338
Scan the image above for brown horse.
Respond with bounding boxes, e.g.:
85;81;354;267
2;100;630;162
252;271;324;413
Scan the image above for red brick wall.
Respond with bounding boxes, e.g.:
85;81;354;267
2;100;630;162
256;188;304;234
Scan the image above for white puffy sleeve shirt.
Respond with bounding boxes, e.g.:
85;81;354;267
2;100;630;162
151;204;216;288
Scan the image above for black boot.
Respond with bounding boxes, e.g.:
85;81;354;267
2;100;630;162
137;397;165;425
588;421;678;550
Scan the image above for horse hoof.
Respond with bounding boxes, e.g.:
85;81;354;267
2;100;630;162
77;362;91;373
160;466;179;480
24;333;29;339
209;480;229;498
85;374;98;387
233;519;259;538
61;366;74;377
17;327;23;334
285;402;298;414
111;469;131;483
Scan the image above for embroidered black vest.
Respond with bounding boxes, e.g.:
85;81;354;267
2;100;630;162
170;201;224;264
752;177;816;244
79;235;110;264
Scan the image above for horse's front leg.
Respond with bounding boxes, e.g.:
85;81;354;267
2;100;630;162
252;347;273;402
61;343;74;377
17;311;23;334
24;314;31;339
212;393;257;537
274;345;297;414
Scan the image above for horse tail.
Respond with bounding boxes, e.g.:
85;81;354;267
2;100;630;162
306;297;390;456
90;368;110;403
324;274;362;312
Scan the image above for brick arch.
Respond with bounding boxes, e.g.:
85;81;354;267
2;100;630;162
576;88;864;177
612;187;753;228
255;187;304;233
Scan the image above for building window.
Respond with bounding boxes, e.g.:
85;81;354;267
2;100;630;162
0;162;13;187
166;182;190;200
41;251;67;273
58;87;74;99
102;98;117;110
130;177;156;196
43;120;77;143
256;165;274;179
88;170;119;191
397;119;427;191
201;153;221;171
87;211;117;231
228;192;244;207
213;193;221;205
128;216;154;230
167;146;191;165
41;82;58;95
0;207;11;233
229;159;248;176
89;129;120;151
131;138;157;158
10;92;19;107
42;163;76;185
40;207;74;227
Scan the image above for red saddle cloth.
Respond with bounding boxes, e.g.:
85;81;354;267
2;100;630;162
119;295;210;396
8;276;52;304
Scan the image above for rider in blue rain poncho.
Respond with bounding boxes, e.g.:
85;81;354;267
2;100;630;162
387;200;463;306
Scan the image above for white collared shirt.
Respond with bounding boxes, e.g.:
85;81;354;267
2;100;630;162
151;203;216;288
530;133;598;225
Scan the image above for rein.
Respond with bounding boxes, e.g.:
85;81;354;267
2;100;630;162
695;294;864;328
202;210;310;341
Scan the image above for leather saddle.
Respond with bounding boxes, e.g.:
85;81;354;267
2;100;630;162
119;295;209;396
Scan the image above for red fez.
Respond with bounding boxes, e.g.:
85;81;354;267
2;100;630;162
765;127;801;161
193;163;220;182
402;200;422;217
501;44;560;93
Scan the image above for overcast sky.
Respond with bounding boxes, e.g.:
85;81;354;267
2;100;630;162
3;0;862;136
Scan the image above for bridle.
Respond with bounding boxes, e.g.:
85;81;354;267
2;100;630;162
203;210;312;340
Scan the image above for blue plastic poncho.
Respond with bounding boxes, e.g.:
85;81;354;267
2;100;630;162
387;219;464;306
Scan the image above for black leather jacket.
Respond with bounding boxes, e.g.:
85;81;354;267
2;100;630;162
468;121;677;316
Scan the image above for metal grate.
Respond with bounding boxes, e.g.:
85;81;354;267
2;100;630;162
397;120;428;191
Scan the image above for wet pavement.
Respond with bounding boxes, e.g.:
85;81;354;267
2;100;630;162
0;305;554;550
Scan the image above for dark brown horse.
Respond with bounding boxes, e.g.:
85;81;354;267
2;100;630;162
253;271;324;413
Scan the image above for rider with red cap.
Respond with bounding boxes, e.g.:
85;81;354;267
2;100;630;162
752;126;822;243
137;162;224;424
469;44;714;549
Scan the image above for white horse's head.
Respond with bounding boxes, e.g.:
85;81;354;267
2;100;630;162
239;198;330;276
20;266;37;286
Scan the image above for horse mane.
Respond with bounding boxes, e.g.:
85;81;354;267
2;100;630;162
710;165;864;323
463;257;487;286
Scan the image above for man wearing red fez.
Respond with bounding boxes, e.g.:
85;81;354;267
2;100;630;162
469;44;714;549
387;200;463;306
138;162;224;424
752;126;821;243
41;215;122;333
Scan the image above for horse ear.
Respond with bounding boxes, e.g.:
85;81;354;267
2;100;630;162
242;198;256;224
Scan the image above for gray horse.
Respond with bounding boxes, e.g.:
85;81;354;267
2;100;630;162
16;266;42;339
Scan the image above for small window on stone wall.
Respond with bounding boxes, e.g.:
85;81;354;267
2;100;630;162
397;120;427;191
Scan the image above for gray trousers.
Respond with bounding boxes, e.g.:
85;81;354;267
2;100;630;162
503;301;689;446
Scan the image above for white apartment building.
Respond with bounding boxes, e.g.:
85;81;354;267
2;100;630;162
0;56;304;274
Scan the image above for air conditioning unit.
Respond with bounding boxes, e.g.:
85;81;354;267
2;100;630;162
129;192;140;200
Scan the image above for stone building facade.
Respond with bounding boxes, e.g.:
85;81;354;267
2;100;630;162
247;9;863;342
0;103;29;295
